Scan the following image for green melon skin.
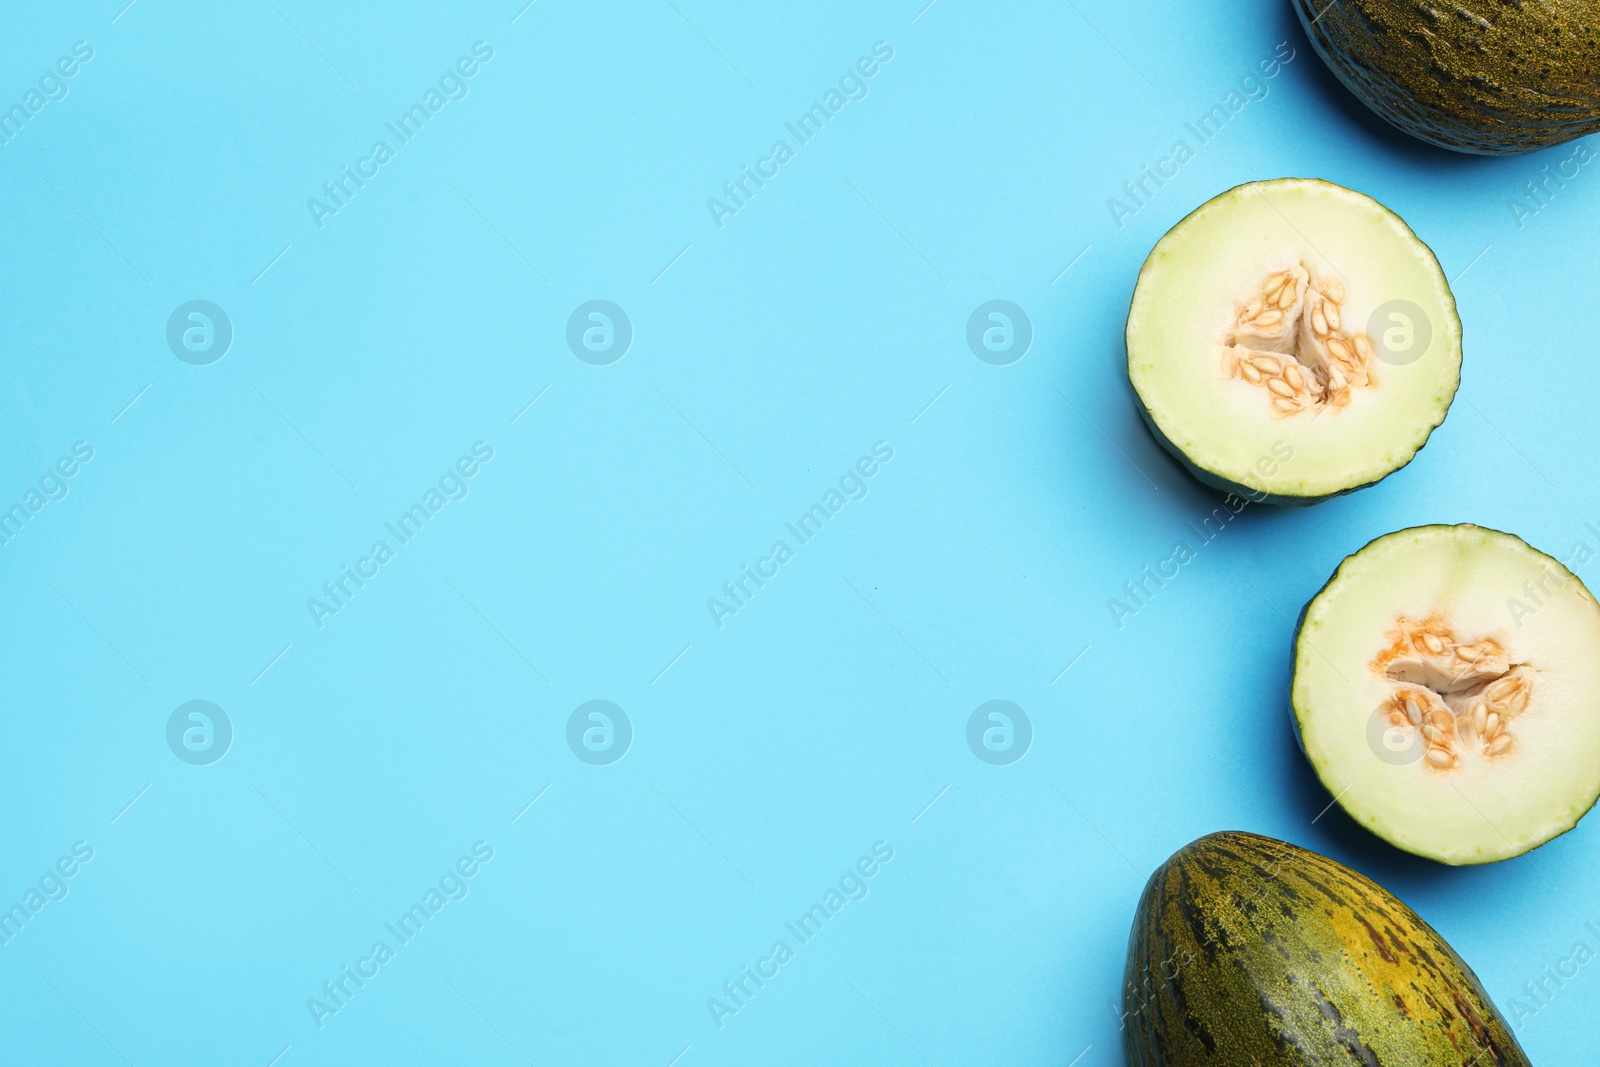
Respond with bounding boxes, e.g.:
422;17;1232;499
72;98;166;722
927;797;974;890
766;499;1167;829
1292;0;1600;154
1123;832;1532;1067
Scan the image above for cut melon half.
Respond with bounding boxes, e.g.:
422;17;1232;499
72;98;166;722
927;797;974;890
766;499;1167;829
1126;178;1462;503
1293;524;1600;864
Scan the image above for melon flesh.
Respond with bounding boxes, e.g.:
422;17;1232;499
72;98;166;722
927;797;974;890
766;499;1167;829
1127;178;1461;502
1293;524;1600;864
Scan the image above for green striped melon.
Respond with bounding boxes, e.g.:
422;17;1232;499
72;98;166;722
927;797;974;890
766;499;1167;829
1123;831;1530;1065
1292;0;1600;154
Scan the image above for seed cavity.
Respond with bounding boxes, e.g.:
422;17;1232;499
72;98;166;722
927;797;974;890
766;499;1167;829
1220;263;1378;418
1371;615;1536;774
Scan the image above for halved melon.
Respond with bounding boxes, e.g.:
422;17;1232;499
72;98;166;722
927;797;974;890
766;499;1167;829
1126;178;1462;503
1293;524;1600;864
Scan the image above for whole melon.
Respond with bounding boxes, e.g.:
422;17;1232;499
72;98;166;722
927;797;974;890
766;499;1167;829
1123;831;1531;1065
1292;0;1600;154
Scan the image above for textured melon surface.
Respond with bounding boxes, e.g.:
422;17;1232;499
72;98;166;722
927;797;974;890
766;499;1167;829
1292;0;1600;154
1294;524;1600;864
1127;178;1460;503
1124;831;1531;1066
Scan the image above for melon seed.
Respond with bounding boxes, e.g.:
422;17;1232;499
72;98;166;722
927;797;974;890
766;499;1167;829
1371;615;1537;776
1222;264;1380;417
1485;677;1517;703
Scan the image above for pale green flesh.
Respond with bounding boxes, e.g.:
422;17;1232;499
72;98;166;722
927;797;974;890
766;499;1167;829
1128;178;1462;499
1294;525;1600;865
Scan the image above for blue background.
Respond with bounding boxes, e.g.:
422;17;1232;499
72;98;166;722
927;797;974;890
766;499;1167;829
2;1;1596;1063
